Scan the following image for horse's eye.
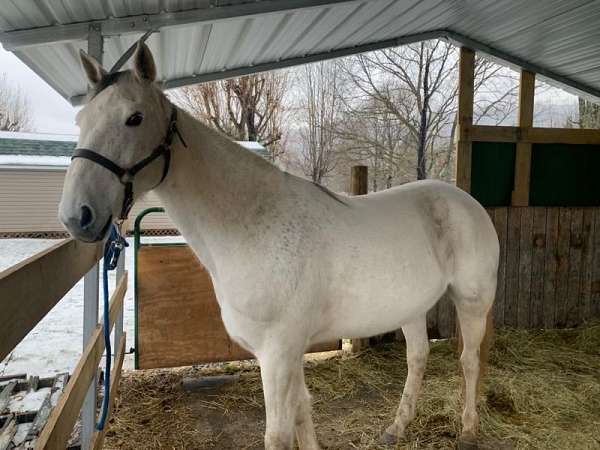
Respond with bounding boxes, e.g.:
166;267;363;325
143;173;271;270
125;112;144;127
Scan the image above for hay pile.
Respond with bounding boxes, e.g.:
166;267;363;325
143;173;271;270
104;323;600;449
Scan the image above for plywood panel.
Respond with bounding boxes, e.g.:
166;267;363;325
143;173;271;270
137;246;250;369
136;245;339;369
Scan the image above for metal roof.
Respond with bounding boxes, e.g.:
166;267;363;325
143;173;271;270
1;0;600;105
0;131;76;157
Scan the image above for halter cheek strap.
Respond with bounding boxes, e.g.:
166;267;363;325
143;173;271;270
72;107;185;221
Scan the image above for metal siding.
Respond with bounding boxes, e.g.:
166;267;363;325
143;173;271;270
0;169;67;232
2;0;600;101
0;168;175;232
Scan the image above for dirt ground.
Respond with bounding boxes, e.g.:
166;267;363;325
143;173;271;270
104;324;600;450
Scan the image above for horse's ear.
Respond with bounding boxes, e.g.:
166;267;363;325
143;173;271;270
133;41;156;82
79;49;106;86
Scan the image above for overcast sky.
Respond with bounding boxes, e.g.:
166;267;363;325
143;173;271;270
0;46;79;135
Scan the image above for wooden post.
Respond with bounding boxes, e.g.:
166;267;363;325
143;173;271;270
455;47;475;192
512;70;536;206
350;165;368;195
455;48;475;358
350;166;369;352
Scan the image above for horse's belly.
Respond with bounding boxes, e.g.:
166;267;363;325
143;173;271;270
314;259;448;341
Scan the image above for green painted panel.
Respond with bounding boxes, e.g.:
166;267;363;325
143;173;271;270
530;144;600;206
470;141;516;206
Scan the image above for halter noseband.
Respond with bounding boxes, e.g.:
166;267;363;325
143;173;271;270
72;107;185;221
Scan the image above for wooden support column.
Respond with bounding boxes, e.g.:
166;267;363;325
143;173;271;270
456;47;475;192
512;70;536;206
455;48;475;355
350;166;369;353
350;165;368;195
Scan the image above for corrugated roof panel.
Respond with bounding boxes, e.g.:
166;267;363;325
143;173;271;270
198;17;248;72
260;9;325;62
369;0;454;42
2;0;600;102
311;0;393;52
292;2;367;56
231;14;288;67
348;0;425;45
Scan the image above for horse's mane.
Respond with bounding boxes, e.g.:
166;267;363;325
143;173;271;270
312;182;349;206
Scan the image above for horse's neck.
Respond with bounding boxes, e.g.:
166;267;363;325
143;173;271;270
154;108;278;275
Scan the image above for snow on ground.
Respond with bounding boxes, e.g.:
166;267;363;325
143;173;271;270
0;236;184;377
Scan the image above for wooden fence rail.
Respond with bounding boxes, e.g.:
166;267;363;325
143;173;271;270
0;239;102;362
427;206;600;338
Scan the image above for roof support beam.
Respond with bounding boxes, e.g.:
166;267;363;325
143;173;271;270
0;0;363;50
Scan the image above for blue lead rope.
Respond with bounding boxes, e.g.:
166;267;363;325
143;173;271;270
97;224;128;431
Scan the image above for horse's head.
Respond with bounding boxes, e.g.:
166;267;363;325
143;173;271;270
59;42;172;242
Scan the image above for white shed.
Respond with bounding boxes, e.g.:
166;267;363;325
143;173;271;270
0;131;269;237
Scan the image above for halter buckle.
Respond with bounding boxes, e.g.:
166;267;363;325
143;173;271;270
120;172;134;184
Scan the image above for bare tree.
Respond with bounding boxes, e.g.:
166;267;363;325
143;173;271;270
339;43;519;183
172;72;289;160
576;98;600;128
341;40;459;181
0;74;33;131
295;61;343;184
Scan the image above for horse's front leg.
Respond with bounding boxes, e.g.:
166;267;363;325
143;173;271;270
259;345;307;450
295;369;320;450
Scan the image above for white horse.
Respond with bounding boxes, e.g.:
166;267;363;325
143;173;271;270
59;42;499;449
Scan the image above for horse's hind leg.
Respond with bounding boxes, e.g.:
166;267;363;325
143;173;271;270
452;287;494;441
381;316;429;444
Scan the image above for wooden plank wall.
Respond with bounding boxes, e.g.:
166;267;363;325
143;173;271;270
428;206;600;338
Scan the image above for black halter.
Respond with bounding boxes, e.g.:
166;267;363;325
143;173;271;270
72;107;185;221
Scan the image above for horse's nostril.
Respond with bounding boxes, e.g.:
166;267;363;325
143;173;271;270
80;205;95;229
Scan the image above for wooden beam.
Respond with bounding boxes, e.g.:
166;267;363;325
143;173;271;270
528;127;600;145
468;125;600;144
468;125;519;143
512;70;536;206
35;272;128;450
456;47;475;192
0;239;102;362
90;333;126;450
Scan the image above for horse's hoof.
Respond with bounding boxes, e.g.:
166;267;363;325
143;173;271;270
379;431;399;446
